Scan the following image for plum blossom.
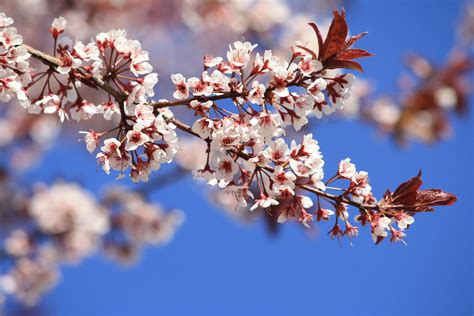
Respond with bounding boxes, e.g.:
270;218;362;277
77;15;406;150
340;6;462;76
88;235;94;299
190;100;213;116
316;208;335;221
0;14;31;109
57;50;82;74
135;103;155;125
203;55;223;68
307;78;327;102
37;94;68;122
0;26;23;48
250;112;281;140
130;51;153;76
73;41;100;61
213;155;239;183
188;75;213;96
269;66;292;97
125;123;150;151
264;138;290;163
394;211;415;230
49;16;67;38
271;165;296;195
171;73;189;99
371;216;392;244
226;41;257;69
70;100;96;121
0;12;13;27
248;80;266;104
298;55;322;76
338;158;356;179
79;130;102;153
2;9;447;251
328;74;356;110
98;101;120;120
250;194;279;211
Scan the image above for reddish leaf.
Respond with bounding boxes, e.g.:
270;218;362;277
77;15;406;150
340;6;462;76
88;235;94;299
380;171;457;213
308;22;324;60
415;189;457;208
392;170;423;203
344;32;368;50
321;10;348;61
337;48;373;60
324;59;364;72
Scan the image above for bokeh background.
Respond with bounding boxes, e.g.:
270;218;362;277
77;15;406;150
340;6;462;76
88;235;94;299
1;0;472;315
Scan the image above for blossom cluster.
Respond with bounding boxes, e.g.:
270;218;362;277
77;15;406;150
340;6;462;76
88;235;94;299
21;18;158;122
92;106;179;182
177;40;356;131
0;14;180;182
0;13;31;106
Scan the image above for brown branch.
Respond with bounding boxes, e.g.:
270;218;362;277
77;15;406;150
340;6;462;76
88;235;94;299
24;43;380;212
23;44;124;102
151;91;246;108
22;44;60;68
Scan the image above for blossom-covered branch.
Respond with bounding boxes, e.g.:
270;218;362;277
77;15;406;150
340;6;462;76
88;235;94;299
0;10;457;249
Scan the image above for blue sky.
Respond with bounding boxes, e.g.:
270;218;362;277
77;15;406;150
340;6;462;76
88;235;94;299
14;0;473;315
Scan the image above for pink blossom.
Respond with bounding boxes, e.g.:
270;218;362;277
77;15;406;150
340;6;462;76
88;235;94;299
250;194;279;211
248;80;266;104
226;41;257;69
338;158;356;179
79;130;102;153
171;73;189;99
49;17;67;38
125;124;150;151
203;55;223;68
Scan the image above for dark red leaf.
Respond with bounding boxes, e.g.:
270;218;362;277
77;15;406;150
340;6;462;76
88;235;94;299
308;22;323;60
381;171;457;213
337;48;373;60
415;189;457;208
344;32;368;50
324;59;364;72
392;170;423;202
321;10;348;61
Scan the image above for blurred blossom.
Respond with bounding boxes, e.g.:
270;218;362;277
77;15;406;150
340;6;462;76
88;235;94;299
6;251;60;306
182;0;290;33
0;178;183;306
175;138;208;171
0;104;61;171
370;97;401;129
29;183;110;262
101;187;185;265
365;53;472;144
458;2;474;47
339;78;373;118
